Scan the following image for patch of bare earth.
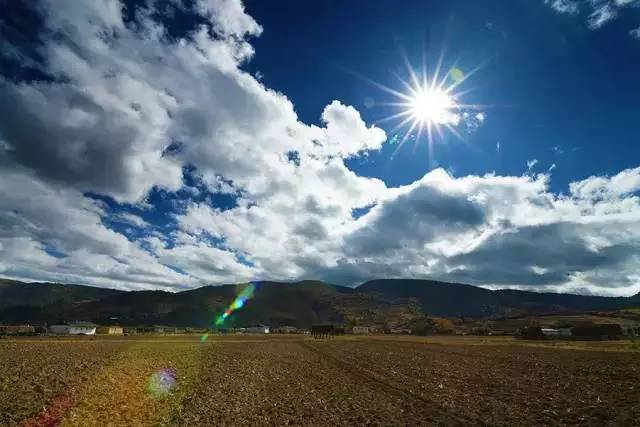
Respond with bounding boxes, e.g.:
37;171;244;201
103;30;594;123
4;336;639;426
61;341;202;426
0;340;129;426
309;338;640;426
177;339;469;426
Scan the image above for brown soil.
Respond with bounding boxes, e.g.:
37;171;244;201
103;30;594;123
2;336;638;426
178;337;640;426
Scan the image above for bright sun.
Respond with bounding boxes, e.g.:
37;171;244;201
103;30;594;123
409;87;457;125
358;54;484;161
389;77;465;154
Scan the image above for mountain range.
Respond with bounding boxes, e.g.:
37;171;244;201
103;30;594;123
1;278;639;328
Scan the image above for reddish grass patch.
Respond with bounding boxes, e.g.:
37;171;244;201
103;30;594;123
22;392;74;427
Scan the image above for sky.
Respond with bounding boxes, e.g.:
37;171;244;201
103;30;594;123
0;0;639;295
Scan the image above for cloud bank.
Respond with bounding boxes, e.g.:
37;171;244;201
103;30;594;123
0;0;639;296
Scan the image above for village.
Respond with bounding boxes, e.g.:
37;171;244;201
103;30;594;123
1;316;639;340
0;322;384;337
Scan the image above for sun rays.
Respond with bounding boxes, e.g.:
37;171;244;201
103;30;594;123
407;87;457;125
362;52;486;162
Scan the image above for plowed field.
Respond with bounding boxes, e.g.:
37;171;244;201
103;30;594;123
1;336;638;426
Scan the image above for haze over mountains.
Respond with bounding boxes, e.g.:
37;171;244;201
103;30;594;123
1;278;638;328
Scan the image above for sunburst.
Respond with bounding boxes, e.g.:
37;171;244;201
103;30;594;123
407;86;459;125
363;54;485;162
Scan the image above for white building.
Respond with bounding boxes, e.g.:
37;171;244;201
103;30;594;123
352;326;371;334
49;322;97;335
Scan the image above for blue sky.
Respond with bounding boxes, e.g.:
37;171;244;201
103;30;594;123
244;0;640;191
0;0;639;295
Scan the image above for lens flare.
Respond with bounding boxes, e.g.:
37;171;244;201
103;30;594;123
449;67;465;83
216;282;256;326
200;282;258;342
148;368;177;398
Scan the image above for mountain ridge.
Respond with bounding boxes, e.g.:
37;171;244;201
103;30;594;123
0;278;638;328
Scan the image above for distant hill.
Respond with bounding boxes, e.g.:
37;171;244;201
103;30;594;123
0;278;638;327
0;278;122;310
358;279;640;317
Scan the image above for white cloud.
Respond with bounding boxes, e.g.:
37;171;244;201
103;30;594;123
545;0;640;36
0;165;193;290
156;242;255;284
569;166;640;199
546;0;580;14
112;212;150;228
0;0;387;289
325;168;640;296
588;3;617;29
527;159;539;170
195;0;263;37
319;100;387;157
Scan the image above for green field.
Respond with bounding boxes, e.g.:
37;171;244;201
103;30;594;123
1;335;639;426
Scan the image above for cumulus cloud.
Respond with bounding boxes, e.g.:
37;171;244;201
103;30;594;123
343;170;486;257
0;0;639;296
0;0;387;289
326;168;640;296
196;0;263;37
569;166;640;199
319;101;387;157
0;165;191;290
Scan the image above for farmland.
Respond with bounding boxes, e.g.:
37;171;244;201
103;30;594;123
1;336;639;426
